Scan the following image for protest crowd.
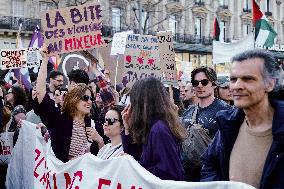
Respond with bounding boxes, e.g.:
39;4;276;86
0;1;284;189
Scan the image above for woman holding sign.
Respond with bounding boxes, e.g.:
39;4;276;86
121;77;186;181
33;47;104;162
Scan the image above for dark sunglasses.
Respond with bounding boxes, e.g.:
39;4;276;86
81;95;94;102
192;79;209;87
105;118;119;125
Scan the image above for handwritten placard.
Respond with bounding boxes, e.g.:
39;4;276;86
157;31;177;85
111;30;133;55
41;2;105;54
123;34;161;87
0;48;42;70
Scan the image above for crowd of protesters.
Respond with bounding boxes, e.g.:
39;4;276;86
0;48;284;189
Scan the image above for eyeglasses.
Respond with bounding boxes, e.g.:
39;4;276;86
221;86;229;89
55;79;63;83
54;93;61;97
192;79;209;87
81;95;94;102
105;118;119;125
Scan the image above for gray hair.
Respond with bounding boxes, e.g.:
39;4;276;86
231;49;283;93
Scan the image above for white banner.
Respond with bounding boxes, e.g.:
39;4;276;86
6;121;255;189
111;30;134;55
213;33;255;64
0;131;14;164
0;48;42;70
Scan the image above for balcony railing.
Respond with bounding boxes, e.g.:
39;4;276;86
102;27;214;45
265;11;272;16
101;25;139;37
0;16;41;31
218;5;229;9
243;8;251;13
173;33;213;45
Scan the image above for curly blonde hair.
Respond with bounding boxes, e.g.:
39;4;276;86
61;83;93;118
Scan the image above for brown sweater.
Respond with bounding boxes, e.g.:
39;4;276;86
229;119;272;188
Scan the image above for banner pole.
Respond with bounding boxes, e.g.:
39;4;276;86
114;55;119;91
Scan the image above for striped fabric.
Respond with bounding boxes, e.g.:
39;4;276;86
97;143;124;160
69;121;89;159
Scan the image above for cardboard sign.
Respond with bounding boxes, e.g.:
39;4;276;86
41;2;105;54
123;34;161;87
157;31;177;85
0;48;42;70
100;44;124;86
6;121;256;189
111;30;133;55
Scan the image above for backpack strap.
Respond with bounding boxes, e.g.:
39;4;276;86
190;105;199;125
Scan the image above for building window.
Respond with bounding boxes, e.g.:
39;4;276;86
220;21;226;42
112;8;121;33
194;17;202;39
12;0;25;17
195;0;204;4
243;0;251;12
242;23;251;36
219;0;226;6
39;1;55;11
169;15;177;37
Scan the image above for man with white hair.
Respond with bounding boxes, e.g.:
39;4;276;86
201;49;284;189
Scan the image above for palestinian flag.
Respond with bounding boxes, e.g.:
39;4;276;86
252;0;277;47
213;17;220;41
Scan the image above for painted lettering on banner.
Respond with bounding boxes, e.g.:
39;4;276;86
41;2;105;54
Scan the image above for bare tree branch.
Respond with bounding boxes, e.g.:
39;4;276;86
127;0;140;24
143;12;150;34
51;0;59;8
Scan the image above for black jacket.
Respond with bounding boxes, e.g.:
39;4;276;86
201;99;284;189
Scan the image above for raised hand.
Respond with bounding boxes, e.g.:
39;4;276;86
122;104;131;135
86;127;104;149
39;43;49;61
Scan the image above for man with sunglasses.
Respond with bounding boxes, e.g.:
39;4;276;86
181;66;232;181
182;66;232;138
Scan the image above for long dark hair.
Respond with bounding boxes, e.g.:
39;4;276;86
11;85;28;109
129;77;186;145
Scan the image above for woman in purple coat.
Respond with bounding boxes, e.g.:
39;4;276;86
122;77;186;181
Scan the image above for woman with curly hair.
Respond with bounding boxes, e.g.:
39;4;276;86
33;48;104;162
122;77;186;181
